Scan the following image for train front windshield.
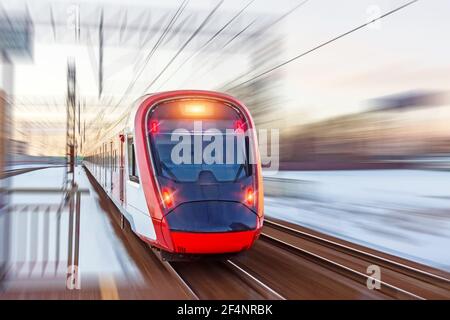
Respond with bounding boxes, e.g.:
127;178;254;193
147;100;252;183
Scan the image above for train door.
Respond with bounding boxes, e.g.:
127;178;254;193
107;143;111;191
97;148;100;178
110;141;113;193
100;145;102;185
101;144;103;187
119;134;125;204
103;143;107;189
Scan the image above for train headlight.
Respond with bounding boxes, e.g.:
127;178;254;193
182;103;213;117
162;188;174;208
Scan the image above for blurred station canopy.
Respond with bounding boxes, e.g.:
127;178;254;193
370;90;450;112
0;11;33;59
0;0;271;50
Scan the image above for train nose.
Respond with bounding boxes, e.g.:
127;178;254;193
165;201;259;254
165;201;258;233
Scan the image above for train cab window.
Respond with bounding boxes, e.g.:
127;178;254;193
127;137;139;183
147;100;252;183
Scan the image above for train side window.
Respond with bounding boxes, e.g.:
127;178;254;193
127;137;139;183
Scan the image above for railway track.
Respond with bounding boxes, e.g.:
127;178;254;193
86;167;449;299
167;259;286;300
159;259;200;300
262;219;450;299
226;260;286;300
86;166;285;300
154;221;450;300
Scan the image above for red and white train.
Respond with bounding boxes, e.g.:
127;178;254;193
83;90;264;259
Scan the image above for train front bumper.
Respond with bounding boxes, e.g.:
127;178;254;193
170;229;261;254
163;201;261;254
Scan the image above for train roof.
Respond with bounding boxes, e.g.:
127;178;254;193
83;90;249;155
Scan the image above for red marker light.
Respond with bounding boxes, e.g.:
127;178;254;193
234;120;245;133
162;188;174;208
150;120;159;134
245;187;254;206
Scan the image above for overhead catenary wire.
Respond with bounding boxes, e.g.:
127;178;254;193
222;18;256;49
84;0;189;133
87;1;225;142
92;2;224;138
108;0;189;109
87;0;301;134
225;0;419;92
155;0;257;91
141;0;225;94
188;0;310;88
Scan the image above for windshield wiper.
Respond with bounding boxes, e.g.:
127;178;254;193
160;162;178;181
233;163;245;182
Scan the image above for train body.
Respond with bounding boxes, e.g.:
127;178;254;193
83;90;264;258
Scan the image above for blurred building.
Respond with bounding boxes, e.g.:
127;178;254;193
9;139;28;155
279;106;450;169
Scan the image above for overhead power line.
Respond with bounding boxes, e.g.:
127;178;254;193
211;0;311;90
156;0;256;91
84;0;189;132
112;0;189;108
225;0;419;91
142;0;224;94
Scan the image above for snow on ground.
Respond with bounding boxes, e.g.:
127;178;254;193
5;163;59;171
4;166;449;275
264;170;450;271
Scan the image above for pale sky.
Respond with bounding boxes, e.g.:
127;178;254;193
2;0;450;126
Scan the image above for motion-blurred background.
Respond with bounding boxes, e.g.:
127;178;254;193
0;0;449;297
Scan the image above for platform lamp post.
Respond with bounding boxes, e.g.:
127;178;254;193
0;86;8;285
65;60;77;190
0;47;14;287
0;13;33;283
